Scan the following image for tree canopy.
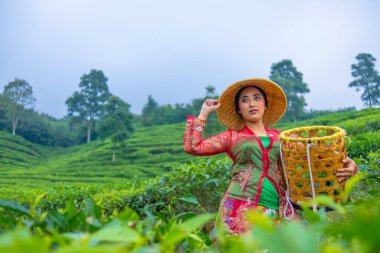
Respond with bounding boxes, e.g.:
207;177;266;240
97;95;135;162
269;59;310;121
141;95;160;126
2;78;36;135
349;53;380;107
66;69;110;143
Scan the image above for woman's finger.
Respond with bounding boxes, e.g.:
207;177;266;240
337;168;355;174
342;157;353;164
205;99;217;107
336;172;352;177
336;169;350;173
338;177;349;183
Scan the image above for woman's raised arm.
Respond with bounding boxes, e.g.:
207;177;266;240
184;99;231;156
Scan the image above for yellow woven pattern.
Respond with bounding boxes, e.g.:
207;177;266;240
279;126;347;204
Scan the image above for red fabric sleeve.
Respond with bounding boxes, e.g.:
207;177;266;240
184;116;231;156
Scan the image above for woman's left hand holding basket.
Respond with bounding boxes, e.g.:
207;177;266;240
336;157;358;182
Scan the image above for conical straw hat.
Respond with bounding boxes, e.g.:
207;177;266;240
216;78;287;130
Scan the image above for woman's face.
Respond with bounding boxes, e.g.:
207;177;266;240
238;86;266;124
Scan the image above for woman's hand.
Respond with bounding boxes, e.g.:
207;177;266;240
198;98;220;121
336;157;358;182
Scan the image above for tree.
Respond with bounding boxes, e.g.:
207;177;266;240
0;94;10;131
349;53;380;107
269;59;310;122
97;95;134;162
139;85;220;127
2;79;36;135
141;95;159;126
205;85;216;96
66;69;110;143
16;109;55;146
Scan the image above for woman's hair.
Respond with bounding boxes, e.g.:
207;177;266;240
234;85;268;114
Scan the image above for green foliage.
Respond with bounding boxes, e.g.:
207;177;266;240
140;96;194;126
349;53;380;107
348;131;380;158
16;110;56;146
154;157;232;214
0;194;216;253
0;94;11;130
355;151;380;198
0;160;379;252
0;121;196;193
46;117;78;147
270;59;310;122
141;95;160;126
2;78;36;135
0;105;77;147
97;96;134;161
139;85;225;135
294;107;356;122
0;130;47;169
66;69;111;143
0;156;230;221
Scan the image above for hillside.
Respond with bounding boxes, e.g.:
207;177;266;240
0;122;195;192
0;132;52;191
0;108;379;193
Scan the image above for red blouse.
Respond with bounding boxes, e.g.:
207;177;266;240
184;115;293;217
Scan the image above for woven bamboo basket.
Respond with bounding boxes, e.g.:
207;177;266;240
279;126;347;207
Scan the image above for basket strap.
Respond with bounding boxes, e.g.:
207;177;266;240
306;142;318;212
279;143;294;220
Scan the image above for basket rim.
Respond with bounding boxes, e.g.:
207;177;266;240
279;126;346;142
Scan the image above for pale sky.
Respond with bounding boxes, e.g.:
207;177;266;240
1;0;379;118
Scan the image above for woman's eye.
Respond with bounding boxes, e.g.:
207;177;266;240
241;98;248;103
254;96;261;101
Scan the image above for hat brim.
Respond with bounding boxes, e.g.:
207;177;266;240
216;78;287;130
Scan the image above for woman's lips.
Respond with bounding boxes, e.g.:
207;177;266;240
249;109;258;113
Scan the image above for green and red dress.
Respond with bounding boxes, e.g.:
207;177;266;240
184;116;293;234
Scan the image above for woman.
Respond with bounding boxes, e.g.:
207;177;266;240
184;78;357;235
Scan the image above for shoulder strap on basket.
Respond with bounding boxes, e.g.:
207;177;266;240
279;143;294;220
306;141;318;212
